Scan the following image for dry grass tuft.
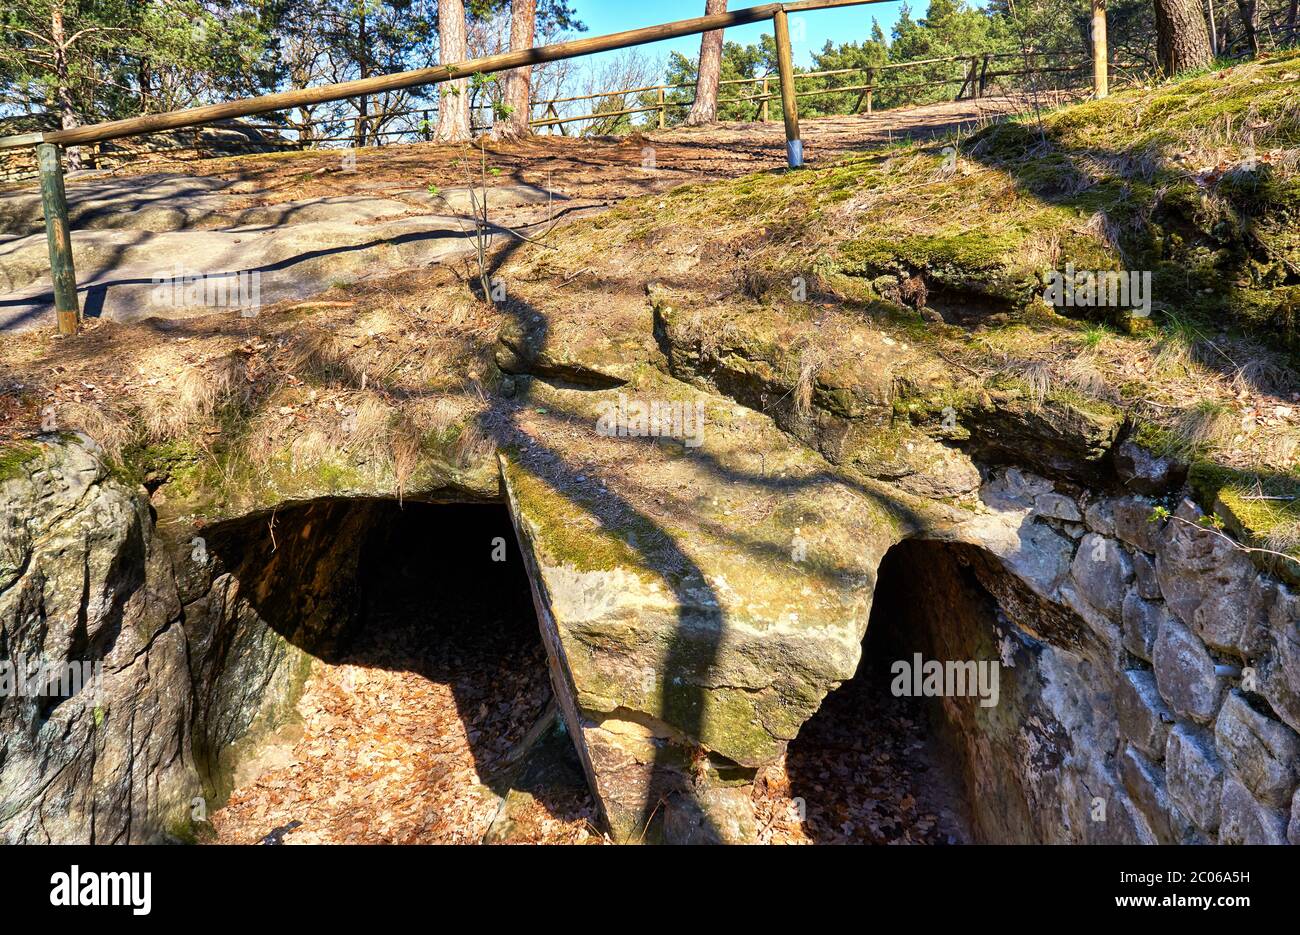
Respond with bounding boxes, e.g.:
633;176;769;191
452;420;494;468
1230;349;1292;397
141;354;246;441
1020;230;1061;273
792;342;829;420
678;309;739;361
57;401;134;460
288;428;337;474
390;422;423;498
1153;317;1213;378
1016;360;1054;409
1172;400;1237;455
345;396;396;460
1061;355;1112;400
286;328;353;386
1082;210;1125;258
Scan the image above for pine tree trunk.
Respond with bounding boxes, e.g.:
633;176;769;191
685;0;728;126
357;4;370;148
435;0;471;142
1153;0;1213;75
50;2;83;169
1235;0;1259;54
500;0;536;138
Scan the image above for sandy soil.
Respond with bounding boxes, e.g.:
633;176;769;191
53;94;1055;212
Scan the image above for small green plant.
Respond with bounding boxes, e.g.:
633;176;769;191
1151;502;1297;567
1081;324;1110;349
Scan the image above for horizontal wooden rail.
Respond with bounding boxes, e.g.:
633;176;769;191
283;56;1086;133
0;0;894;150
525;49;1065;110
529;55;1088;128
107;48;1082;144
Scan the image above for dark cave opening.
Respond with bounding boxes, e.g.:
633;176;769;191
200;499;594;844
784;538;1020;845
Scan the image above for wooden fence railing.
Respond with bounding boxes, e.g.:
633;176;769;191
0;0;1111;336
528;50;1087;133
254;49;1089;146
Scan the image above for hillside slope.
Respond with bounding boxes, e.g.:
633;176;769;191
1;56;1299;846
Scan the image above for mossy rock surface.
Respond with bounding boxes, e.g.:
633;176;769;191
1189;460;1300;582
498;367;954;770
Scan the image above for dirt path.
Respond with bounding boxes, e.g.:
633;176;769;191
209;504;599;846
0;95;1049;332
95;93;1063;201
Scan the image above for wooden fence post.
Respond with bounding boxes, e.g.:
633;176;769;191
773;9;802;168
657;86;666;129
958;57;978;99
865;68;875;113
36;143;80;336
760;76;770;121
1092;0;1109;99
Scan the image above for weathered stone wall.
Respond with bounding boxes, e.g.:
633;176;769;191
909;467;1300;844
0;437;198;842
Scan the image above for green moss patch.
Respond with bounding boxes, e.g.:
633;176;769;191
1189;461;1300;578
0;440;42;483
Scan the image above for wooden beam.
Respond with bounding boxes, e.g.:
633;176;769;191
36;144;80;335
774;8;802;168
0;131;45;151
1092;0;1109;99
17;1;894;151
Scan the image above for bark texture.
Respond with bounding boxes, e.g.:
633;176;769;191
501;0;537;138
435;0;471;142
685;0;728;126
1154;0;1213;75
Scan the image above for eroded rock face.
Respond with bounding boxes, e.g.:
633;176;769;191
863;469;1299;844
4;427;1297;846
497;368;920;842
0;437;374;842
0;437;197;842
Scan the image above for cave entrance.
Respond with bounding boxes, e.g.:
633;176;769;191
205;499;595;844
776;538;1009;845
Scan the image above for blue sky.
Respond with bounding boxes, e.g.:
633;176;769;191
572;1;916;71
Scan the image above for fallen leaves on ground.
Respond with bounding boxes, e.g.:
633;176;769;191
753;662;971;846
210;604;598;845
